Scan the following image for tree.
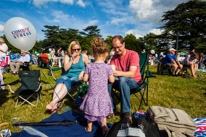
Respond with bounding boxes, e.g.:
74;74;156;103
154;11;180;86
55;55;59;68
161;0;206;51
104;35;113;52
42;25;60;48
80;26;101;38
141;33;159;53
124;34;141;53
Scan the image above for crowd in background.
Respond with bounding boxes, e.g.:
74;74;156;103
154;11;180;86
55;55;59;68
148;49;205;69
147;48;205;78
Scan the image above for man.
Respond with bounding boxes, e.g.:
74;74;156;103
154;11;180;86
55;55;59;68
0;38;8;57
163;48;183;76
108;35;142;121
10;50;30;74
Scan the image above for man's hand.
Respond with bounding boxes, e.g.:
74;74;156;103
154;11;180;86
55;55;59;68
17;61;23;63
0;49;5;53
113;70;121;77
112;66;137;78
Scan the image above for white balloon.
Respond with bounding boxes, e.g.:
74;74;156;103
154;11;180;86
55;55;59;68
4;17;37;51
150;49;155;54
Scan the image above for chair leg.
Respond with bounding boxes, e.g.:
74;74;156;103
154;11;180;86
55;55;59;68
19;95;35;106
15;98;19;107
138;90;146;110
16;95;36;107
67;93;75;100
146;85;148;105
36;94;39;106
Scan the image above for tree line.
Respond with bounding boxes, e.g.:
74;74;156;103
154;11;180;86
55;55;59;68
2;0;206;54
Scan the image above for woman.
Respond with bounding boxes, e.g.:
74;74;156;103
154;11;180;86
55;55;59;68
46;41;89;113
183;52;198;78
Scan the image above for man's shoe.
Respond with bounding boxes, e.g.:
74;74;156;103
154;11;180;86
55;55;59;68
120;113;132;124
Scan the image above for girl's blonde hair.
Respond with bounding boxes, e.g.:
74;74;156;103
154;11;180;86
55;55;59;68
91;37;108;57
68;41;81;56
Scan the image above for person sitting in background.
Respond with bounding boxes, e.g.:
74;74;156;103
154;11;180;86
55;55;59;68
39;50;50;68
40;50;49;63
10;50;30;74
183;52;198;78
163;48;183;76
11;53;20;60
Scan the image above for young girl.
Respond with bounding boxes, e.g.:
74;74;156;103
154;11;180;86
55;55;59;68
80;37;115;134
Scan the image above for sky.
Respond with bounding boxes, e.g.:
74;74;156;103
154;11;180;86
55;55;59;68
0;0;190;41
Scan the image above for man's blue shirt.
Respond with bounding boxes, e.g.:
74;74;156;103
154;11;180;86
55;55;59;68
163;53;177;64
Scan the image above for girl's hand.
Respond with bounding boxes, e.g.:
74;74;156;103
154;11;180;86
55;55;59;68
78;71;84;80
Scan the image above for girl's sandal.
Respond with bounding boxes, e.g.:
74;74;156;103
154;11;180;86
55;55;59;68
51;102;63;114
85;127;92;132
102;127;110;135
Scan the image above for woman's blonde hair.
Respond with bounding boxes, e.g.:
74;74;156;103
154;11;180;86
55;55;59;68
91;37;108;57
68;41;81;56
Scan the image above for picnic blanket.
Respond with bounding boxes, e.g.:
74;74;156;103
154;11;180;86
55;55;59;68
197;69;206;72
193;117;206;137
11;110;112;137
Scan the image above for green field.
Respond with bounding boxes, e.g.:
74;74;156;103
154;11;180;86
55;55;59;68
0;64;206;133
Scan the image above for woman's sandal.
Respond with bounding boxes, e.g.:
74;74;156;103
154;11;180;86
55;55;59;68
51;102;63;114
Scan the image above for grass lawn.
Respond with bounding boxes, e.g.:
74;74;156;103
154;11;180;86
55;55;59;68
0;64;206;133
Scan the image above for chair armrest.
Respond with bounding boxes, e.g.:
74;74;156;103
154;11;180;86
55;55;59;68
145;70;156;78
1;80;21;86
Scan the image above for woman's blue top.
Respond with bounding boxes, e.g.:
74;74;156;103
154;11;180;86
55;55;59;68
64;53;85;78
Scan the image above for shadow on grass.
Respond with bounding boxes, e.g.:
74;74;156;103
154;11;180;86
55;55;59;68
43;88;55;92
0;89;10;106
200;87;206;96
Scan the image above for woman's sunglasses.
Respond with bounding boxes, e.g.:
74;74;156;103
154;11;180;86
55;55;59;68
72;48;81;51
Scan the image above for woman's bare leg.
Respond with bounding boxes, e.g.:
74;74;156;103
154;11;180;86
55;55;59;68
190;64;197;78
46;83;68;111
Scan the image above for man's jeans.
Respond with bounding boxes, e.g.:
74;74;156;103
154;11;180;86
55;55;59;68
108;77;139;113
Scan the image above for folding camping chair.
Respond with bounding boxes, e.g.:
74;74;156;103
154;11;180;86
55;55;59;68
20;54;33;71
38;56;51;69
132;52;155;110
113;52;155;111
20;61;32;71
3;70;48;106
49;65;86;101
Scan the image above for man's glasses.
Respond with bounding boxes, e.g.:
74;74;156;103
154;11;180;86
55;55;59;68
113;44;123;50
72;48;81;52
